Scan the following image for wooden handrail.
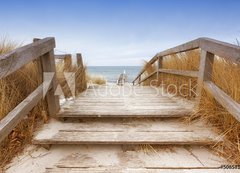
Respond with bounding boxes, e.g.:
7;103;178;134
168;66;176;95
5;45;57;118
55;54;72;70
133;37;240;122
133;37;240;84
158;69;199;78
138;71;157;84
0;80;52;142
204;81;240;122
55;53;84;69
0;37;60;143
0;37;55;79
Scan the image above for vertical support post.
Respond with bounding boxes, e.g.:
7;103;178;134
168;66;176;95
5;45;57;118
195;50;215;107
41;50;60;116
138;75;141;85
34;38;60;116
63;55;72;70
76;53;83;68
33;38;43;85
157;56;162;85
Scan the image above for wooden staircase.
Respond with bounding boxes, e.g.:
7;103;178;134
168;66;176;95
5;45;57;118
2;37;240;172
33;85;224;172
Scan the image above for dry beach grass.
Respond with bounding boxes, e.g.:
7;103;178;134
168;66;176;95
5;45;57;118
0;38;87;170
86;74;107;85
142;49;240;164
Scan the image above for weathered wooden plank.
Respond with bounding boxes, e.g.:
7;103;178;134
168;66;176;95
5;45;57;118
157;56;163;83
50;145;224;169
57;109;192;118
65;100;176;104
58;85;193;118
196;50;215;105
75;95;173;98
0;37;55;79
133;37;240;84
133;38;201;83
138;71;157;84
204;81;240;122
200;37;240;64
6;142;227;172
0;80;52;143
54;54;71;59
62;102;177;107
34;117;220;146
76;53;83;68
33;130;219;145
61;105;181;109
45;168;236;173
33;118;216;136
154;38;201;62
159;69;199;78
55;54;72;70
33;38;44;85
40;50;60;116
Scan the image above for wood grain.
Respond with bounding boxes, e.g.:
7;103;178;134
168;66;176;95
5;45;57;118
0;37;55;79
204;81;240;122
0;80;52;142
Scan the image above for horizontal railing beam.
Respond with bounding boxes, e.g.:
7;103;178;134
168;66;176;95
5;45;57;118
159;69;199;78
137;69;198;85
200;38;240;64
152;38;201;63
0;79;52;143
138;71;157;84
0;37;55;79
133;38;201;83
133;37;240;84
204;81;240;122
55;54;71;59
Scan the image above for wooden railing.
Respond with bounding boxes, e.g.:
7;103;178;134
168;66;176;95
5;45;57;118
55;53;83;69
133;37;240;122
0;37;60;143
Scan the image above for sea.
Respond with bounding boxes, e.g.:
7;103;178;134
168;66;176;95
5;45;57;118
87;66;142;83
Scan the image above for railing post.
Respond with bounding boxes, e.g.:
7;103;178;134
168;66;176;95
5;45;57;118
195;50;215;107
42;50;60;116
33;38;43;85
157;56;162;85
63;55;72;70
34;38;60;116
76;53;83;68
138;75;141;85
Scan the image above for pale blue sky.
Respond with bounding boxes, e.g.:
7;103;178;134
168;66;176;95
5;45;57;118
1;0;240;65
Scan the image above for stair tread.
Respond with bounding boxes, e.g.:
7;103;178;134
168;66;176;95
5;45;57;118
33;118;221;145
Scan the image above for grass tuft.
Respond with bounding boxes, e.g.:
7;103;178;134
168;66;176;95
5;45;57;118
86;74;107;85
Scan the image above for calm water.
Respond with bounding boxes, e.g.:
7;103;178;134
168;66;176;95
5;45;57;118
87;66;142;83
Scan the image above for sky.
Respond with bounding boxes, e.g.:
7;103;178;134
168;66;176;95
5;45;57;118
0;0;240;66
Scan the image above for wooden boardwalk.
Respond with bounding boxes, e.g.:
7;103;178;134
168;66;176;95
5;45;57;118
31;85;225;172
2;37;240;172
57;85;193;117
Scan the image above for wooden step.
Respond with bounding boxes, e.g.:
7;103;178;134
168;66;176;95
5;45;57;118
45;168;236;173
33;118;221;145
6;144;229;173
44;145;228;173
57;109;192;118
57;85;194;118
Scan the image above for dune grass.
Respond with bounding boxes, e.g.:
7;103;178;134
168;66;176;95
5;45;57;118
141;49;240;163
0;38;87;170
86;74;107;85
56;60;87;98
